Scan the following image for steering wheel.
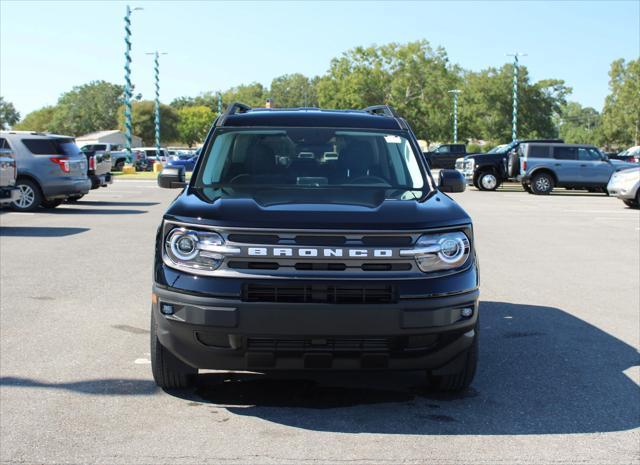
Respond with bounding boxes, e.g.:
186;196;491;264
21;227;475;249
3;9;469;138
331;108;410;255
347;175;390;185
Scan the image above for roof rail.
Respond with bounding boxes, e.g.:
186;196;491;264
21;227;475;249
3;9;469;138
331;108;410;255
362;105;400;118
216;102;251;127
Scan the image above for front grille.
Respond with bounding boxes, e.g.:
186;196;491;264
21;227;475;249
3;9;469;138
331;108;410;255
243;283;396;304
247;337;391;353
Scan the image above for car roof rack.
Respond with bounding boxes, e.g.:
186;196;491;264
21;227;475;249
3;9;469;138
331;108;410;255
362;105;400;118
216;102;251;127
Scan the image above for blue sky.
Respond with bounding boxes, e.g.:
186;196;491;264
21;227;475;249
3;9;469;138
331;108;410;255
1;0;638;117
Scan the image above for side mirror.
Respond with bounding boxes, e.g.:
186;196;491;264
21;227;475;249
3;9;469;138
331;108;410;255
158;166;186;189
438;169;466;193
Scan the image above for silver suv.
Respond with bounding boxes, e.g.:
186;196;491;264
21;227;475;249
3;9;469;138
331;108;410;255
0;131;91;211
508;142;637;195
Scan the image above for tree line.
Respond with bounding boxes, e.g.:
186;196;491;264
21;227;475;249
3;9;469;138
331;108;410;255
2;40;638;150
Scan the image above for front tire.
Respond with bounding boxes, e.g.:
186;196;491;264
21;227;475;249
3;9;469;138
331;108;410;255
530;172;554;195
477;171;499;191
150;310;197;389
427;328;478;392
11;179;42;212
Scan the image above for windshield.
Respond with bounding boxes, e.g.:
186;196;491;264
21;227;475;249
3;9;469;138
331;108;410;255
195;128;427;191
487;144;509;154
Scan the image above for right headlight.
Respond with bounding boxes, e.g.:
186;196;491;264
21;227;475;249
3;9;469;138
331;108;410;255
401;231;471;272
164;227;239;273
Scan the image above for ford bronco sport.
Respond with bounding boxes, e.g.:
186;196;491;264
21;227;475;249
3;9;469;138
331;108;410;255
151;104;479;392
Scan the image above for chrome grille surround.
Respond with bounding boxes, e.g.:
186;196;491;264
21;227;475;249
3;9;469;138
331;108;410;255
161;220;473;279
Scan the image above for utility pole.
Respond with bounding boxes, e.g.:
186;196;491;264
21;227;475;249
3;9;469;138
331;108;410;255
146;51;168;161
448;89;461;143
506;52;527;141
123;5;143;163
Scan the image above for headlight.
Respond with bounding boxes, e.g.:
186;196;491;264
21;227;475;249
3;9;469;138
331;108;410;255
401;231;471;272
164;227;235;272
464;159;475;170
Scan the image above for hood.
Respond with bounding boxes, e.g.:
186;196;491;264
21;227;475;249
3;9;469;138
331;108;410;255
610;159;638;170
463;152;506;161
164;187;471;230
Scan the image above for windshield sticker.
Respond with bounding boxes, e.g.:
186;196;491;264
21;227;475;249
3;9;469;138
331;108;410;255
384;135;402;144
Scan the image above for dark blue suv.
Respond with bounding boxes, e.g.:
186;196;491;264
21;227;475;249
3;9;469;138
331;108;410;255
151;104;478;392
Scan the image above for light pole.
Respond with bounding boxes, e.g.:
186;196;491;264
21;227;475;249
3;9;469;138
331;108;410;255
506;52;527;141
146;51;168;161
217;92;222;115
448;89;461;143
123;5;143;163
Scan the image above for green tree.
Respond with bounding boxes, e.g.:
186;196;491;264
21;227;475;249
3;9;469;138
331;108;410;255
221;82;266;108
558;101;602;144
177;106;215;147
171;92;218;110
49;81;124;136
0;97;20;129
459;65;570;143
13;106;59;132
316;40;460;142
117;100;178;145
269;74;318;108
601;58;640;147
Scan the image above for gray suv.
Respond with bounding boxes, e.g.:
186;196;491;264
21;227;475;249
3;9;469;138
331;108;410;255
0;131;91;211
509;142;637;195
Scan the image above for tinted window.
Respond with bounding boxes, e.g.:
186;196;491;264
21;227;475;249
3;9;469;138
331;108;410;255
553;146;578;160
578;148;600;161
527;145;551;158
197;128;426;190
451;145;466;154
0;138;9;149
435;145;450;153
22;138;80;156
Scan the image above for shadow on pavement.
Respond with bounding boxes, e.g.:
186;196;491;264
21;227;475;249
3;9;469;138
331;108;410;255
170;301;639;435
0;377;158;395
44;207;147;215
72;201;160;207
0;226;90;237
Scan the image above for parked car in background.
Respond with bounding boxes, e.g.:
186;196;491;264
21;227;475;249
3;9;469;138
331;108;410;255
76;145;113;199
0;131;91;211
455;139;563;191
508;142;637;195
139;147;170;164
423;143;466;169
607;167;640;208
609;146;640;163
164;153;198;172
0;138;20;205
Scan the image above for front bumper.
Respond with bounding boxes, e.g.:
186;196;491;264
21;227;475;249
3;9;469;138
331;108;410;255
0;186;20;204
152;265;479;371
607;177;639;200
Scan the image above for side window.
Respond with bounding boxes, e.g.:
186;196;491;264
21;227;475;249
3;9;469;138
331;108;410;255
527;145;551;158
578;148;599;161
0;137;9;149
588;148;603;160
436;145;450;153
553;146;578;160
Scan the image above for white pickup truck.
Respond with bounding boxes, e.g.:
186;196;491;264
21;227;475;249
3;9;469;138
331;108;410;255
78;143;146;171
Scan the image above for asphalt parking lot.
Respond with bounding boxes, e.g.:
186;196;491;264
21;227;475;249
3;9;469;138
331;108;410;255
1;180;638;465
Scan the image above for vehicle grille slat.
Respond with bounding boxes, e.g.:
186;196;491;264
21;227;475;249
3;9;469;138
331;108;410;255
244;284;395;304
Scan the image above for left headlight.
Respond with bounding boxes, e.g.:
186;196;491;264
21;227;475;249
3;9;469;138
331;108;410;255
164;227;235;273
401;231;471;272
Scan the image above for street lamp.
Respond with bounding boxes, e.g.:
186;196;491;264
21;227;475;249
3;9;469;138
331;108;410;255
146;51;168;161
123;5;143;164
506;52;527;141
448;89;461;143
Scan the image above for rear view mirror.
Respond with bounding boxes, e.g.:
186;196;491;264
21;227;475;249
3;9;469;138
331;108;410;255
158;166;186;189
438;169;466;193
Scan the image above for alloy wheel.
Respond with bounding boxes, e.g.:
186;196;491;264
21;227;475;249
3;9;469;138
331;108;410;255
481;174;497;190
16;184;35;209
